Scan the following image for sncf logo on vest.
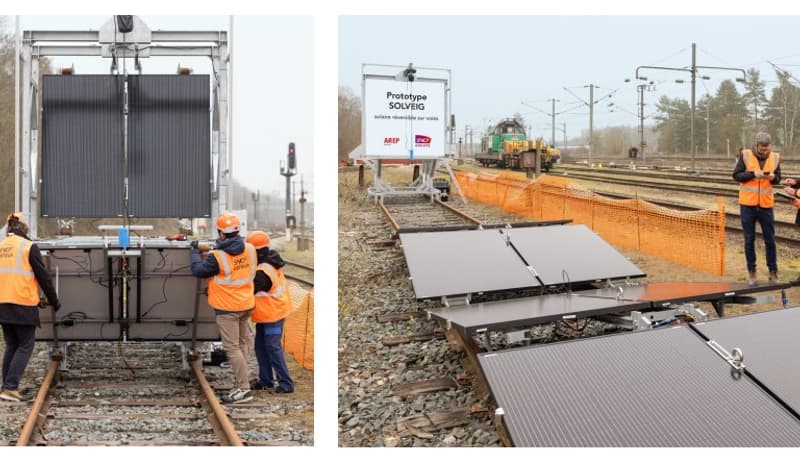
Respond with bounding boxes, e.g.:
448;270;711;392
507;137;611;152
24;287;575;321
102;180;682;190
232;256;248;270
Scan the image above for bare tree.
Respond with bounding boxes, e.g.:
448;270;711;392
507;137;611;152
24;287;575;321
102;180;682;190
338;86;361;163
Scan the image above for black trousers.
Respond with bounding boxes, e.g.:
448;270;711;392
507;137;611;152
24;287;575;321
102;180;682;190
1;323;36;391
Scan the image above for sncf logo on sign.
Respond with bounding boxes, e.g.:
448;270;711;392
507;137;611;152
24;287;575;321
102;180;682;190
384;137;400;145
415;135;431;147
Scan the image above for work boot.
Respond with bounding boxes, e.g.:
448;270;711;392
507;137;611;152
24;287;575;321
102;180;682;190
221;388;253;404
748;271;757;286
769;270;779;282
250;380;273;391
0;390;22;402
274;385;294;394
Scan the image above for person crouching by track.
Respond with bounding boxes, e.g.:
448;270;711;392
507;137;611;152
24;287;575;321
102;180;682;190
191;212;257;404
246;231;295;394
0;212;60;402
732;132;782;286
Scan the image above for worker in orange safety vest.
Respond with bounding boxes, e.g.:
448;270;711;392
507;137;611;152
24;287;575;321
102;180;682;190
246;230;295;394
732;131;781;285
190;212;256;404
0;212;60;402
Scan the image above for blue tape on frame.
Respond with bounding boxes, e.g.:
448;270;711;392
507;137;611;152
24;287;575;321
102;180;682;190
118;227;130;251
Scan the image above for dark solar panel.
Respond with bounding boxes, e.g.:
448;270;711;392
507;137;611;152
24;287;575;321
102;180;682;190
399;229;537;299
479;326;800;447
428;291;645;334
427;281;796;335
602;281;794;305
692;307;800;414
400;225;645;299
504;224;645;284
41;75;124;217
128;75;211;217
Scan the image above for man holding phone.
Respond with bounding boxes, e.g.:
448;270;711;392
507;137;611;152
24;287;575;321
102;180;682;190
732;132;781;285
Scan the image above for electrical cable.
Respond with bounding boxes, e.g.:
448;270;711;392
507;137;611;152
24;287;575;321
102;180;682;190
140;264;191;318
163;327;191;340
698;48;735;68
50;254;110;287
647;47;688;67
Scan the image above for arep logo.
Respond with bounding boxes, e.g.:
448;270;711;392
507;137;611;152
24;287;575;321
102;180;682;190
384;137;400;145
415;135;431;147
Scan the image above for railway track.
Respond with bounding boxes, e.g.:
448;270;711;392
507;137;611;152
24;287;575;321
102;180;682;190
553;167;738;198
594;190;800;245
283;259;314;287
339;184;618;447
378;196;481;234
339;166;800;447
3;342;304;446
338;192;499;447
378;196;568;237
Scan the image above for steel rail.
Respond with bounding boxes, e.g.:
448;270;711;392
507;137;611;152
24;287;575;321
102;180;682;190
434;198;483;225
596;190;800;246
555;172;738;197
378;202;401;233
286;273;314;287
284;260;314;272
190;359;243;446
16;358;59;446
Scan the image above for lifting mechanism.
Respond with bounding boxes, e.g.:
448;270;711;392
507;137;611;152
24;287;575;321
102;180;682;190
17;16;232;363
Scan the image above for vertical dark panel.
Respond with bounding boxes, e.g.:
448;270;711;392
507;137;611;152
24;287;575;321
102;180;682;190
128;75;211;217
41;75;124;217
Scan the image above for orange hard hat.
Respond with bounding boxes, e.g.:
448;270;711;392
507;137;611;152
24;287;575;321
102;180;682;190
246;230;270;249
7;212;26;225
216;212;240;233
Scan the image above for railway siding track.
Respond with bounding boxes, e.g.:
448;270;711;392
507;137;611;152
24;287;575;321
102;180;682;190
535;166;800;246
16;343;240;446
283;259;315;287
2;342;308;446
339;189;598;447
592;190;800;244
379;197;480;234
338;193;499;447
341;165;800;446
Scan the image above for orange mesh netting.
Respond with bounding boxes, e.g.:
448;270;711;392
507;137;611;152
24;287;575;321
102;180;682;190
455;172;726;275
282;283;314;371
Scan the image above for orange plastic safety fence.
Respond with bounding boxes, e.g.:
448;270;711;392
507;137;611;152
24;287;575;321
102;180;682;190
281;283;314;371
456;172;726;275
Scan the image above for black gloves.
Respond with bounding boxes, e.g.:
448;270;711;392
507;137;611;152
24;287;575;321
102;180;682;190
52;302;61;313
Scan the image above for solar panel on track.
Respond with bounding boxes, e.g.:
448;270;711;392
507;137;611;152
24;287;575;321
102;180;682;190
502;224;645;285
692;307;800;415
478;325;800;447
399;229;536;299
427;290;647;334
399;225;645;300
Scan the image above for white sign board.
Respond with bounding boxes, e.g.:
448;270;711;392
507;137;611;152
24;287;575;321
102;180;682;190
363;77;446;159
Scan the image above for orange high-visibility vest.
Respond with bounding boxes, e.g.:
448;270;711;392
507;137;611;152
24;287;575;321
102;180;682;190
0;235;39;306
251;263;294;323
207;243;257;312
739;149;779;208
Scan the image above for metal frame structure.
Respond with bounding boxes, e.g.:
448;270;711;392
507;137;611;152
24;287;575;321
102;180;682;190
18;16;230;237
360;64;463;203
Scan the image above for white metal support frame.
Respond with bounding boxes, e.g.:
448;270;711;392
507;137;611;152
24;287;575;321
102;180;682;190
17;16;230;237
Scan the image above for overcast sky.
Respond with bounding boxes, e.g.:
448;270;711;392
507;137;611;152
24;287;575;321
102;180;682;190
340;16;800;146
13;15;313;201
